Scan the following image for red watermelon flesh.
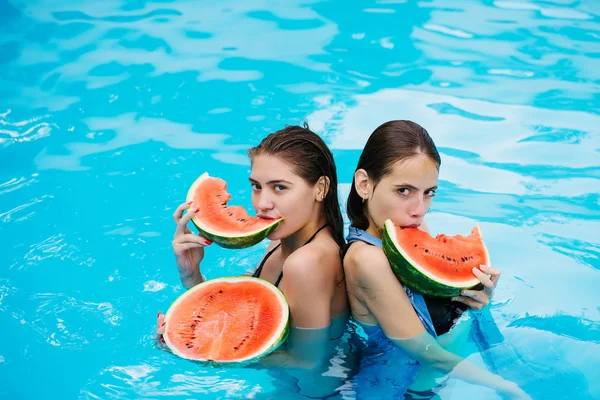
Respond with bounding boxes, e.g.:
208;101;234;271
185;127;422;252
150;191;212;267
163;277;289;363
382;220;491;297
186;173;283;249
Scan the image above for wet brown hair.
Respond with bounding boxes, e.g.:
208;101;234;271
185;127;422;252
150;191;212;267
347;120;441;230
248;123;345;249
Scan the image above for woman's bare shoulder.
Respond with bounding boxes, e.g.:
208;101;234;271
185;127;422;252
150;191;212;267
344;242;389;279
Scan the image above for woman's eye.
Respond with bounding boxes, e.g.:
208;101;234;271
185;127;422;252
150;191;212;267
251;183;261;190
397;188;410;196
274;185;287;192
425;190;436;198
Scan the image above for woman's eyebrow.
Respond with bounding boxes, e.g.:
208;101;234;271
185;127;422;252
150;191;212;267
249;178;293;185
393;183;419;190
393;184;438;191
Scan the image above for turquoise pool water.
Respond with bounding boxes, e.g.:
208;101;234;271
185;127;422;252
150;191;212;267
1;0;599;398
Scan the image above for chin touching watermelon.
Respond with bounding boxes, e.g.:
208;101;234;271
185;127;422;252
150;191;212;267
186;172;283;249
163;277;289;365
382;219;490;297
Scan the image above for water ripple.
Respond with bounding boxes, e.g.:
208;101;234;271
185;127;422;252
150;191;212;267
0;195;52;224
0;0;598;398
34;113;243;171
0;174;39;195
0;110;57;147
83;365;265;399
25;293;122;350
508;313;600;344
536;233;600;271
493;1;594;21
9;233;95;270
51;9;182;23
423;23;474;39
0;279;17;312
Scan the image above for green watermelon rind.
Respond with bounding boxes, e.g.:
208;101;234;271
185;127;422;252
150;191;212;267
381;219;485;298
186;172;283;249
163;276;290;366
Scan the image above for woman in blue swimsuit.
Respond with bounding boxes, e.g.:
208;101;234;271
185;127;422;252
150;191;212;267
343;120;529;399
157;124;349;371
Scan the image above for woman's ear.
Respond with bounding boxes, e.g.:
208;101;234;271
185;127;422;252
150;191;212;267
316;176;330;201
354;169;370;201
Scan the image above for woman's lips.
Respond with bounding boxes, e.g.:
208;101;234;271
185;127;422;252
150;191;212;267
257;214;280;220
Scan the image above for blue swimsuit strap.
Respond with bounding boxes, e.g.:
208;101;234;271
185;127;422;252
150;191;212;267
345;226;437;337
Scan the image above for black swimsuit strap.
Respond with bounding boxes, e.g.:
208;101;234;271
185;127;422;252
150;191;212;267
304;224;329;245
252;243;281;279
254;224;328;287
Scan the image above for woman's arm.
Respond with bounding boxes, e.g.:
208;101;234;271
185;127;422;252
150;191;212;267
345;245;529;399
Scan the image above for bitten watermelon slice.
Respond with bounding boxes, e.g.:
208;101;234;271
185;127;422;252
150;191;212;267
186;172;283;249
382;219;490;297
163;277;289;364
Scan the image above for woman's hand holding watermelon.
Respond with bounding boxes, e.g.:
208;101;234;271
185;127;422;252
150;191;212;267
172;201;212;288
154;311;167;348
451;264;501;310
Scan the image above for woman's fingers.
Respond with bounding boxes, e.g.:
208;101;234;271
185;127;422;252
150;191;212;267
173;242;205;255
173;201;193;223
451;295;486;310
454;288;490;309
156;312;166;335
155;312;167;347
175;205;198;236
481;264;501;284
174;234;211;246
473;267;494;290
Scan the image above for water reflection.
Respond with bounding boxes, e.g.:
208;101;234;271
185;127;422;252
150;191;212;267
256;310;353;399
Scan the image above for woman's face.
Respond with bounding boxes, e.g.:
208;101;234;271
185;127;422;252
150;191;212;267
250;154;321;240
360;154;439;230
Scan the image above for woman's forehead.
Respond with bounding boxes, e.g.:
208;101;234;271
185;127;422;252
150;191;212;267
250;154;297;181
385;155;439;183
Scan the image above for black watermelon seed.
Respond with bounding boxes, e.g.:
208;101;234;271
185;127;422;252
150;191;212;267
414;244;418;248
425;249;429;253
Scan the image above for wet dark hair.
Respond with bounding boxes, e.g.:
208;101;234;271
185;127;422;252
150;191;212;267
247;123;345;250
347;120;441;230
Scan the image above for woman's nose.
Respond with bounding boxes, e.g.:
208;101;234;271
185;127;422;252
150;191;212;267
409;197;426;218
256;191;274;211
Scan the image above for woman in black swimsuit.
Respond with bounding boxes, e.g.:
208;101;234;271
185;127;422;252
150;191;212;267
157;124;349;368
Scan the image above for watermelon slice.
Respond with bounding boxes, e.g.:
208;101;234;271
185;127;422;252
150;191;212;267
163;277;289;364
382;219;491;297
186;172;283;249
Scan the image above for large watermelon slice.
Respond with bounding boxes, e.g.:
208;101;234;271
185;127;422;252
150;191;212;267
382;219;491;297
186;172;283;249
163;277;289;364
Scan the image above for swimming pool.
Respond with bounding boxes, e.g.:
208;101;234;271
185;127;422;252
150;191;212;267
1;0;598;398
